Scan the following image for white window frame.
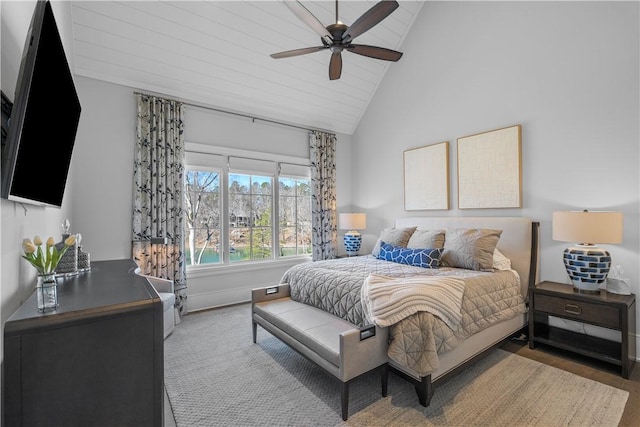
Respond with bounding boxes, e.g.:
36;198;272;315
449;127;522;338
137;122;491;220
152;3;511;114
184;142;311;272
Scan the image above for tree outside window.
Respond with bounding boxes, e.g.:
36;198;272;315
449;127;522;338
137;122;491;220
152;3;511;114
279;176;312;256
229;173;272;262
185;170;221;265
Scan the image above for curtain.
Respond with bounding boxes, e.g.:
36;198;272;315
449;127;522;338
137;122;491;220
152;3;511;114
309;130;337;260
132;94;188;315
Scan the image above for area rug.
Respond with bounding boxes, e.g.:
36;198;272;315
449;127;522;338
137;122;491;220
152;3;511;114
164;303;628;426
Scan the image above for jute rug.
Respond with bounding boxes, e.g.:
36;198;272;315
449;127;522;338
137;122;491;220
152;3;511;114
164;303;628;426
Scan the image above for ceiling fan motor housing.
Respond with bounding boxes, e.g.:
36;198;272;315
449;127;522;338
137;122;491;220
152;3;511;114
326;23;348;43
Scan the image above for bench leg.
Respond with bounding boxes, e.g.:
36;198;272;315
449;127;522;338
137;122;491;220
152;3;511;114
341;382;349;421
381;364;388;397
252;320;257;343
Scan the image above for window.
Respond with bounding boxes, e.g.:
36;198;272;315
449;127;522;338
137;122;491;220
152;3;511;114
228;172;273;261
184;150;311;267
185;168;221;265
279;176;311;256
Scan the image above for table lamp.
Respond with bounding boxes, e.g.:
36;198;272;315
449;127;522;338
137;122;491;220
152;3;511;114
339;213;366;256
552;210;623;293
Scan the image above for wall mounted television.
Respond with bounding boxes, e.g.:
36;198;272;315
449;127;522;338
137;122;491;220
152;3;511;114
1;0;81;208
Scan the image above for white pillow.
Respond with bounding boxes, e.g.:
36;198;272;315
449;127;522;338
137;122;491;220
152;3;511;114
492;248;512;271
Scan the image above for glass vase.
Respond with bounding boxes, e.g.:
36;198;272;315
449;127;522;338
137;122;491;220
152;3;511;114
36;273;58;311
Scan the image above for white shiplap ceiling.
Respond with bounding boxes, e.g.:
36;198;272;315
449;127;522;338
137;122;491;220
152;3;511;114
71;1;424;134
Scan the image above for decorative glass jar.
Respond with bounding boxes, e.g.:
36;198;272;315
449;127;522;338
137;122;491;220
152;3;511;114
36;273;58;311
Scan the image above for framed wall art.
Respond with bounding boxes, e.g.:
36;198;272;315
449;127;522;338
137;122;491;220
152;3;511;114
403;141;449;210
457;124;522;209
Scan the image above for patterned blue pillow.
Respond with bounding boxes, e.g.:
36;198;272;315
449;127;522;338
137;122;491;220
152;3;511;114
377;241;443;268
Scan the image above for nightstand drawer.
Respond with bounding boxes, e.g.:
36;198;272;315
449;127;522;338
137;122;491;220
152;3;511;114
535;294;620;328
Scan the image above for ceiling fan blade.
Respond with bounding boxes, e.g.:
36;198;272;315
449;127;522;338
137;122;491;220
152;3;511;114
346;44;403;61
271;46;327;59
329;51;342;80
285;1;332;41
342;0;399;43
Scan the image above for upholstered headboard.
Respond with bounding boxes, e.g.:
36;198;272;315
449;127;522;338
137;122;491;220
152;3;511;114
394;217;539;297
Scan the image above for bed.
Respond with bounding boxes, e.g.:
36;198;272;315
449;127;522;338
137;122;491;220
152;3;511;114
280;216;539;405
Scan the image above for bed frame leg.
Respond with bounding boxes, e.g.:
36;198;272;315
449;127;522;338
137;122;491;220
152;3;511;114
381;364;388;397
388;365;434;407
415;375;433;407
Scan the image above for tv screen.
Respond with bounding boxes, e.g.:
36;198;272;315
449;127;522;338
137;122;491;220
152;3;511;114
1;0;81;208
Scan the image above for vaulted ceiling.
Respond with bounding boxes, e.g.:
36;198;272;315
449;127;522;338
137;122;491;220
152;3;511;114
71;1;424;134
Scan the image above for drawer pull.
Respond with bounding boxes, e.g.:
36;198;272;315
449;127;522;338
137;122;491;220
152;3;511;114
564;303;582;315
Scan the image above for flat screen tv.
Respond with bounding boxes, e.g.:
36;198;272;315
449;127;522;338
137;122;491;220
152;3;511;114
1;0;81;208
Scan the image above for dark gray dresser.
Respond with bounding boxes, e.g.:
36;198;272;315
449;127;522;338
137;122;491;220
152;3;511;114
2;259;164;427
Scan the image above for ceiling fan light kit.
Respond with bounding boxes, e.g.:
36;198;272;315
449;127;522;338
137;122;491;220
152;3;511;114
271;0;404;80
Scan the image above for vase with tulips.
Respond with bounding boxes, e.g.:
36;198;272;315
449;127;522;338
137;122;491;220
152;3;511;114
22;234;76;311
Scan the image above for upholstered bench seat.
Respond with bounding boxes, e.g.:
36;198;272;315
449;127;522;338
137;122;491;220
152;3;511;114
252;284;389;421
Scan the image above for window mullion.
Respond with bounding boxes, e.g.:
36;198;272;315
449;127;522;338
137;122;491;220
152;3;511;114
222;156;230;264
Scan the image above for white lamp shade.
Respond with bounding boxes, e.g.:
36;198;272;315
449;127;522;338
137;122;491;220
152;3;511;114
339;213;366;230
552;211;623;245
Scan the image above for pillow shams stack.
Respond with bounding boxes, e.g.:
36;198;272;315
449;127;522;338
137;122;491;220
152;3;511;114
370;225;507;271
372;227;445;268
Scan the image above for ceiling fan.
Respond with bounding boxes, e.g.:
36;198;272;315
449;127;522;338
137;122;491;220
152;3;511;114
271;0;403;80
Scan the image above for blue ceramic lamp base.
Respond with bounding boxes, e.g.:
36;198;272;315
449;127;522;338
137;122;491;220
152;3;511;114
563;244;611;293
344;231;362;257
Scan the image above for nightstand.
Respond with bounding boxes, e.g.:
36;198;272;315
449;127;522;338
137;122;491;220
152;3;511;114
528;281;636;378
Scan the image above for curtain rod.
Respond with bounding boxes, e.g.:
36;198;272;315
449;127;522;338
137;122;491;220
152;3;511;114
133;91;333;134
228;155;309;167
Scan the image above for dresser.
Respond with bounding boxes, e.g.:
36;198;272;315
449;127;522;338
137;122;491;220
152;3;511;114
2;259;164;427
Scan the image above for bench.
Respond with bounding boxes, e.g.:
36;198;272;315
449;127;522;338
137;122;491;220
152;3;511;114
251;284;389;421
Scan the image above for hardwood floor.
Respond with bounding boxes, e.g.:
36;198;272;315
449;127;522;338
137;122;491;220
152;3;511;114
500;338;639;427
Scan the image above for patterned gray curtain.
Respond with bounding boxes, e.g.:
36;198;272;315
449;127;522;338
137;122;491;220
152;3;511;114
309;130;338;260
132;93;188;315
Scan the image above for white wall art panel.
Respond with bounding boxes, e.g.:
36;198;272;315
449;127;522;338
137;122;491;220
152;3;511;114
457;125;522;209
404;141;449;210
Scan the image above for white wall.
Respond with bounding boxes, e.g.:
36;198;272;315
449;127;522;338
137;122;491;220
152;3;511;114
352;1;639;335
68;78;137;262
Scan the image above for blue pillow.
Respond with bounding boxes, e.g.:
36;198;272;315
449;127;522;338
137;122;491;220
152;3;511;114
377;241;443;268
